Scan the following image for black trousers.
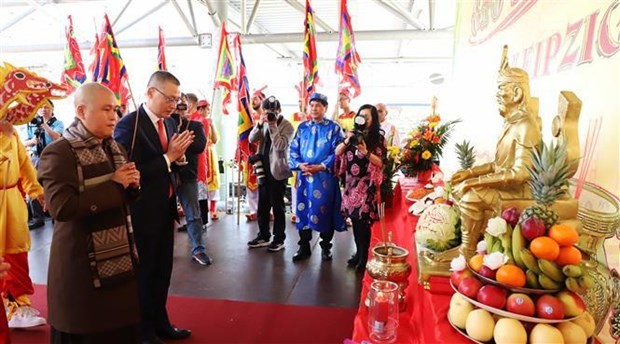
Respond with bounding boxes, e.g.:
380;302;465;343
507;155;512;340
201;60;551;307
297;228;334;252
133;197;176;339
257;179;286;244
351;218;372;266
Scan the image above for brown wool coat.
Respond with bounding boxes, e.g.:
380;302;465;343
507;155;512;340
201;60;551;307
38;138;140;334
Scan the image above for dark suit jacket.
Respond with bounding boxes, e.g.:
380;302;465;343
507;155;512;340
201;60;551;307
113;106;179;235
171;114;206;183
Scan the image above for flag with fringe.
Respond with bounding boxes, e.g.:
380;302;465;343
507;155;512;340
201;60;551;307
93;14;130;104
213;23;236;115
157;26;167;71
233;34;254;162
88;31;102;81
335;0;361;98
303;0;319;104
61;15;86;94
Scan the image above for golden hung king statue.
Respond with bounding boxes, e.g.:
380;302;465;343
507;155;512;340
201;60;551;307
450;46;543;258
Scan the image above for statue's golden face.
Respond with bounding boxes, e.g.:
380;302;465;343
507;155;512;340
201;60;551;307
496;82;520;116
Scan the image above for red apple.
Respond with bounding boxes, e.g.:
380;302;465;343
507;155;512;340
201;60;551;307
556;290;586;317
458;276;482;299
521;216;546;241
451;269;473;288
476;285;507;309
536;295;565;320
479;265;497;280
506;293;536;316
501;207;520;227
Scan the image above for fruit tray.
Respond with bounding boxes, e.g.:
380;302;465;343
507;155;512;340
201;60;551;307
467;264;560;294
447;315;491;344
449;280;577;324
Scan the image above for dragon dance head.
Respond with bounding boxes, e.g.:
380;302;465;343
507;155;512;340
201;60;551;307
0;62;68;124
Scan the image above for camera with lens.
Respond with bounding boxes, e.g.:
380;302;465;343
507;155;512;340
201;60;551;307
176;103;188;111
247;154;266;186
30;116;44;135
348;114;367;146
261;96;280;122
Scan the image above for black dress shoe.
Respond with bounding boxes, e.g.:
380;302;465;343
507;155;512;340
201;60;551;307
347;253;359;267
28;218;44;230
156;326;191;340
321;249;332;261
292;250;311;262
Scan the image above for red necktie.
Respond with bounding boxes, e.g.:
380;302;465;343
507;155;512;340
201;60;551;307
157;118;168;152
158;119;173;198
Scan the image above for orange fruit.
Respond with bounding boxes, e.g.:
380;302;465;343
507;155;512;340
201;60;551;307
554;246;582;266
548;224;579;247
530;236;560;261
496;264;526;287
469;254;484;272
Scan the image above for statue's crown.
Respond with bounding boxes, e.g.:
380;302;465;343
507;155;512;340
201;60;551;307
498;45;529;84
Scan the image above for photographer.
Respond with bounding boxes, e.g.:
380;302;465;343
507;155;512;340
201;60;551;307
335;104;386;272
23;100;64;229
246;96;294;252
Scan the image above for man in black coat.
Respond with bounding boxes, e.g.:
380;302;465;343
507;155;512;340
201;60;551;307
114;71;194;344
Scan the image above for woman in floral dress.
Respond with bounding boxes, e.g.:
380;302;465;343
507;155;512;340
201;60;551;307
336;104;386;272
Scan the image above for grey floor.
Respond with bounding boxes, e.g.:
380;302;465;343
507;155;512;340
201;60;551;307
28;211;363;309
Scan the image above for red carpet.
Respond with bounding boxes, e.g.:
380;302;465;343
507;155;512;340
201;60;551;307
11;285;356;343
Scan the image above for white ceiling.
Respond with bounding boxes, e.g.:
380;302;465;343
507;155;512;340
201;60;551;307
0;0;456;107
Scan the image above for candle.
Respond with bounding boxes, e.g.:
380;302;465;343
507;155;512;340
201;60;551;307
373;293;389;333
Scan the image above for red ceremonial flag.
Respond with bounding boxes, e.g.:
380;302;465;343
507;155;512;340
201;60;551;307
335;0;361;98
60;15;86;94
233;35;254;162
88;31;102;82
303;0;319;105
94;14;130;104
213;23;236;115
157;26;167;71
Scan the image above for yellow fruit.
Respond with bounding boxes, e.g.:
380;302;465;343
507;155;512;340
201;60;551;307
469;254;484;272
557;322;587;344
465;309;495;342
493;318;527;344
571;311;596;337
530;324;564;344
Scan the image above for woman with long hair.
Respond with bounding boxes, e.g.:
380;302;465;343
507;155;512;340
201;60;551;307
336;104;386;272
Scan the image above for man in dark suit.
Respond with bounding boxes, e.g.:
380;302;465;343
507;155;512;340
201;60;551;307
114;71;194;344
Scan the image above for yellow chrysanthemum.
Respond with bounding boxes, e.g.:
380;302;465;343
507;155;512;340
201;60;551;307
428;122;439;128
409;139;419;148
421;150;432;160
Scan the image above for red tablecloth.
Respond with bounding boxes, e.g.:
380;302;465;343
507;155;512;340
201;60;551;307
352;179;468;343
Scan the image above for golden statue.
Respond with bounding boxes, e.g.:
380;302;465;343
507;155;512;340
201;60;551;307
450;45;543;258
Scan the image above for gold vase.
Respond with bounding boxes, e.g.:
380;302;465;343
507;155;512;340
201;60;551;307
366;244;412;311
570;180;620;339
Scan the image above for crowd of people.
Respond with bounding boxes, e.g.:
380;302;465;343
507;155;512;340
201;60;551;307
0;69;404;343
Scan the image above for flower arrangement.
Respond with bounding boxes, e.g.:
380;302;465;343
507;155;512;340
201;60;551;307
381;145;401;206
399;114;460;177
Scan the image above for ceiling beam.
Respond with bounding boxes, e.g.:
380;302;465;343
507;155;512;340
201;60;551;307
0;29;453;53
246;0;261;33
112;0;133;27
397;0;416;57
428;0;436;30
284;0;336;32
170;0;197;37
187;0;197;34
0;7;36;34
240;0;247;34
200;0;221;27
116;1;168;36
372;0;425;30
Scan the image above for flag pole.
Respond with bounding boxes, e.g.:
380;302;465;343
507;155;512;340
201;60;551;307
236;147;242;225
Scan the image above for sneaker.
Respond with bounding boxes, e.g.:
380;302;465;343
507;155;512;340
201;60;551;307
28;218;44;230
8;306;46;328
267;242;285;252
192;252;212;266
247;237;270;248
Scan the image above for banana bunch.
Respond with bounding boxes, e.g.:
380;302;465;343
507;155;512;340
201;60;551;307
484;233;503;253
562;264;595;294
511;224;526;269
520;248;565;290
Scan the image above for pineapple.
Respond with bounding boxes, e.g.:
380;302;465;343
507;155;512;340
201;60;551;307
455;140;476;170
520;140;573;229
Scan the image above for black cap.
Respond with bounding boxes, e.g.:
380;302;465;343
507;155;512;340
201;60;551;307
262;96;281;112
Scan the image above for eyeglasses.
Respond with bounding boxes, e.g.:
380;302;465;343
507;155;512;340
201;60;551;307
152;87;181;104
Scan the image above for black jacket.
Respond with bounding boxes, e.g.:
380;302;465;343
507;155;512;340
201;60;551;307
171;113;207;183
